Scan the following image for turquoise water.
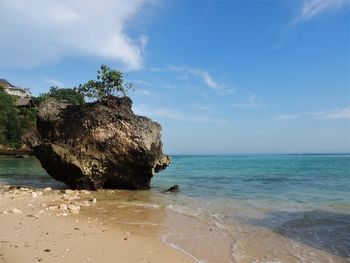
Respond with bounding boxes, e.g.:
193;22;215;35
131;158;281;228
0;156;65;188
152;155;350;206
2;155;349;205
152;155;350;262
1;154;350;262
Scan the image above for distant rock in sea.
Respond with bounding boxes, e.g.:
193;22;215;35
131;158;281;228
34;96;171;190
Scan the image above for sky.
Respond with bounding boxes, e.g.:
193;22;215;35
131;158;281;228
0;0;349;154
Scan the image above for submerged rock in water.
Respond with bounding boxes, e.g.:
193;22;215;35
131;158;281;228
164;185;180;193
34;96;171;190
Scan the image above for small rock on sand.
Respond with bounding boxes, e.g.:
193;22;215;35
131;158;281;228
59;204;68;210
68;205;80;214
3;208;22;214
62;194;78;201
43;187;52;192
48;206;59;211
12;208;22;214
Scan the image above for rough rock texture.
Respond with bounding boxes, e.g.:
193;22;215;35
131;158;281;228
34;97;171;190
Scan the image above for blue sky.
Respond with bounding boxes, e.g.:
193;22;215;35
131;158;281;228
1;0;349;154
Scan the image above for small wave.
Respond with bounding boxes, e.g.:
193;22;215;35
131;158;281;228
122;221;165;227
242;177;292;184
166;204;206;219
214;222;232;232
161;233;206;263
118;201;161;209
252;261;282;263
165;204;226;222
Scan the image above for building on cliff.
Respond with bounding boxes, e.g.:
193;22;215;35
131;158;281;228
0;78;32;98
15;98;35;109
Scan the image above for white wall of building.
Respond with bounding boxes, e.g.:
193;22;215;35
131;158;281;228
3;87;31;98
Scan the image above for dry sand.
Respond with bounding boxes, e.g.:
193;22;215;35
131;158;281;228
0;186;195;263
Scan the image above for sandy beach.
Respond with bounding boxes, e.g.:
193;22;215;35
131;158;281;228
0;186;200;263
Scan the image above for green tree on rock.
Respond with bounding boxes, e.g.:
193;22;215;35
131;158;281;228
77;65;133;102
36;86;85;105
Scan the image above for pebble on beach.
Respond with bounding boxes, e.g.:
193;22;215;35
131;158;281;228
1;186;98;218
59;204;68;210
3;208;22;214
68;204;80;214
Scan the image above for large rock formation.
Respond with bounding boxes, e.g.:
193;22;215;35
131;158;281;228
34;97;171;190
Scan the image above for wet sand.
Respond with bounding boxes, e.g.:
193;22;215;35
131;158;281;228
0;186;196;263
0;186;233;263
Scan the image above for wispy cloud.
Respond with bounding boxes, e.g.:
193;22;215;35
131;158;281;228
169;66;234;94
134;104;227;123
169;66;235;93
307;107;350;119
295;0;349;22
0;0;154;69
150;65;235;95
232;94;265;109
44;79;64;88
269;114;299;121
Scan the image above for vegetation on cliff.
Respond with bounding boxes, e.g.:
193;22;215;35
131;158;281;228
0;65;130;150
36;86;85;105
0;90;35;148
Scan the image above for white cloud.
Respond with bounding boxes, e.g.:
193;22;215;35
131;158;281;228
308;107;350;119
134;104;227;123
297;0;349;21
0;0;154;69
232;94;264;108
269;114;299;121
44;79;64;88
167;66;235;95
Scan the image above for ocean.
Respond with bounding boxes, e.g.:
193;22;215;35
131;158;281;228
1;154;349;262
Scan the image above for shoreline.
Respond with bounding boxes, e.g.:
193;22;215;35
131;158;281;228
0;186;196;263
0;185;233;263
1;155;349;263
0;151;34;157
